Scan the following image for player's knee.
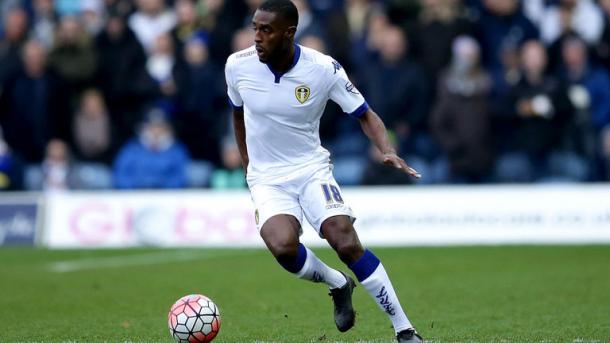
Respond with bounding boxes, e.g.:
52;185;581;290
323;218;363;263
335;238;363;263
322;216;352;237
268;239;299;260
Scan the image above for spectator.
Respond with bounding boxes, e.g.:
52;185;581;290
595;0;610;70
490;41;521;102
350;6;389;69
559;35;610;179
359;25;430;159
113;108;190;189
210;136;246;189
474;0;539;72
174;35;224;163
431;35;494;183
104;0;134;15
146;32;178;98
197;0;248;64
293;0;325;41
38;139;78;191
94;7;150;143
48;16;98;91
0;40;69;163
540;0;604;45
319;2;351;61
172;0;205;62
560;35;610;131
172;0;203;51
81;0;106;36
128;0;177;54
30;0;59;50
522;0;549;27
345;0;370;42
495;40;583;182
0;7;28;90
410;0;473;85
0;126;23;190
0;1;21;18
55;0;82;16
72;89;114;164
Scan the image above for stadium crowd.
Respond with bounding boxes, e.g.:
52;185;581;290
1;0;610;190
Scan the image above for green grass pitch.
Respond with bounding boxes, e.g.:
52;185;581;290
1;246;609;343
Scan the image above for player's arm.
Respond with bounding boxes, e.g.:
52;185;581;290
232;107;249;173
358;109;421;178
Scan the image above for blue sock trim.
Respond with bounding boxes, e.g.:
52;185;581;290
278;243;307;274
348;249;380;282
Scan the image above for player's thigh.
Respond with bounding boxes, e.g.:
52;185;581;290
300;167;355;236
260;214;302;255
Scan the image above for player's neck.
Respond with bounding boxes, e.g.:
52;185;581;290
267;44;296;74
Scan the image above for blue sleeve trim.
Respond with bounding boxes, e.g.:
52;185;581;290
347;102;369;119
227;98;243;110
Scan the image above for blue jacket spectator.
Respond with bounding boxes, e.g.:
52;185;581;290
0;40;70;163
560;36;610;130
113;109;190;189
474;0;539;72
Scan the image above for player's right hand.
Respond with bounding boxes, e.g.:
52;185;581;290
382;153;421;179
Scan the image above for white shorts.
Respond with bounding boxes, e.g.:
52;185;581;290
248;163;355;236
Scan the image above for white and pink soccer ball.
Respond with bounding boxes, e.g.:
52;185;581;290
168;294;221;343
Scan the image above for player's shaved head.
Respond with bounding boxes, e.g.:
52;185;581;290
258;0;299;27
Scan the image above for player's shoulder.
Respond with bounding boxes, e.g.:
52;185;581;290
299;45;343;76
226;45;258;69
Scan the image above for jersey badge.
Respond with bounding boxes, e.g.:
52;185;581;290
295;85;311;104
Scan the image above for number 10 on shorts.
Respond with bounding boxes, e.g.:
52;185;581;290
321;183;344;204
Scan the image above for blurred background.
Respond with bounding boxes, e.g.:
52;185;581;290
1;0;610;191
1;3;609;341
1;0;610;249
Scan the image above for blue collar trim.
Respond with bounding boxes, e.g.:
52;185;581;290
266;44;301;84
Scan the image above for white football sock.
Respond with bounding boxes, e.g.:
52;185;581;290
360;263;413;333
295;246;348;289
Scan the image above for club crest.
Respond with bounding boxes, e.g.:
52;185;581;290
295;85;311;104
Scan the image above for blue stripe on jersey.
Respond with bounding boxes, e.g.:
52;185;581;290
348;101;369;119
227;98;243;110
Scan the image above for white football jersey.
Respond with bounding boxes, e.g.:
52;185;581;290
225;44;367;183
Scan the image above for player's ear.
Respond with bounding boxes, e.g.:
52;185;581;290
285;26;296;40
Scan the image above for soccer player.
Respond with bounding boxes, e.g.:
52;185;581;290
225;1;423;342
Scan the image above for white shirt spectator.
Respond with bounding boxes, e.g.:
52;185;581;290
540;0;604;45
128;9;176;53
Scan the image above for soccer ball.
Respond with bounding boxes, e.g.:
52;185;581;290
168;294;221;343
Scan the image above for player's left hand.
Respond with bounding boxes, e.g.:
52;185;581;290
382;153;421;179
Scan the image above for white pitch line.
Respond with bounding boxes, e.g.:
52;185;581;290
49;249;255;273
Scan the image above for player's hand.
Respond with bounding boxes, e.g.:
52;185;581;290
382;153;421;179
